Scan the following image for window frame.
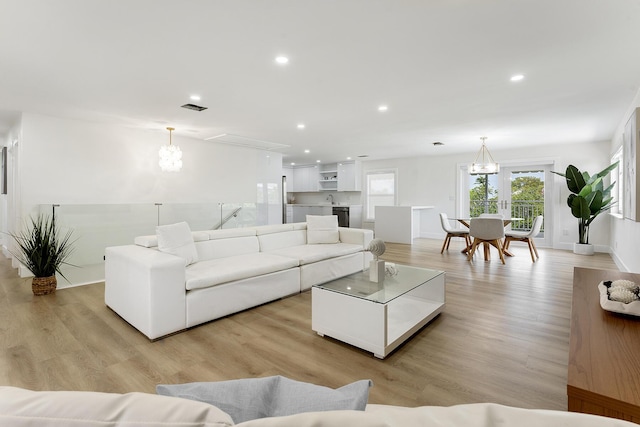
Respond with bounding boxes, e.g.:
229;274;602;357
611;146;624;218
365;169;397;220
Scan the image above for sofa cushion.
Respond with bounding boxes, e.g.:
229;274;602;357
253;224;295;235
185;253;299;290
157;376;372;424
234;403;637;427
270;243;362;265
306;215;339;244
206;228;256;240
156;222;199;266
196;235;260;261
0;386;233;427
258;229;307;252
135;231;208;248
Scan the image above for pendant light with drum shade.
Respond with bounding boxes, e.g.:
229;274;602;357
159;127;182;172
469;136;499;174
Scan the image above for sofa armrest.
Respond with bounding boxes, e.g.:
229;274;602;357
105;245;186;340
338;227;374;249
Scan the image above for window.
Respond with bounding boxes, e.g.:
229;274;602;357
611;147;624;217
365;170;396;220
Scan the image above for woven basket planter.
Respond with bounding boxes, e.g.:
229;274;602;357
32;276;57;296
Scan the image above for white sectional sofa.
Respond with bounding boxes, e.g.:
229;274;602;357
105;219;373;340
1;386;635;427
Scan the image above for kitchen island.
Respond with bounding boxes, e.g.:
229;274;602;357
374;206;434;244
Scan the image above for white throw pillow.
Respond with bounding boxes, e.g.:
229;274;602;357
306;215;339;244
156;222;198;266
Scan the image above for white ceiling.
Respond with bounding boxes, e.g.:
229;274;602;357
1;0;640;165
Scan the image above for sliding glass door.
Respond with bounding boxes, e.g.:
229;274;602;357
462;163;552;247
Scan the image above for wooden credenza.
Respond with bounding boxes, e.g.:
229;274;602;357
568;267;640;423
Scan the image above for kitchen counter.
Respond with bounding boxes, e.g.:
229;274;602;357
287;204;363;227
289;203;354;207
374;206;434;244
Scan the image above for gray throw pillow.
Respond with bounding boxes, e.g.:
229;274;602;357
156;375;372;423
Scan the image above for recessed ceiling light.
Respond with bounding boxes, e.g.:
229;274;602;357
510;74;524;82
304;149;310;153
346;157;352;160
297;123;305;129
275;56;289;65
316;160;321;163
378;105;388;112
190;95;201;101
290;162;295;166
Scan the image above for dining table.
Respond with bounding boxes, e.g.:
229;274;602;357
452;217;524;258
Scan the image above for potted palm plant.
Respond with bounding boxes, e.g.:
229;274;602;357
552;162;618;255
10;214;75;295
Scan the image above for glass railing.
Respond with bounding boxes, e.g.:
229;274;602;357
33;202;258;287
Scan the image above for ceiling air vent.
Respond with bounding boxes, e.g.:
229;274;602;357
181;103;208;112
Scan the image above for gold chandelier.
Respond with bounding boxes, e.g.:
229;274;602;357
469;136;499;174
159;127;182;172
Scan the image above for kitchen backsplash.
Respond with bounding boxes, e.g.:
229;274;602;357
289;191;361;205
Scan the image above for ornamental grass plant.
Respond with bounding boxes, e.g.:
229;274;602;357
10;214;76;281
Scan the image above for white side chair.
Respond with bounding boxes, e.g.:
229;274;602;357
439;213;471;254
467;217;506;264
504;215;543;262
479;213;504;218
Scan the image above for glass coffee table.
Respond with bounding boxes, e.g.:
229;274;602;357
311;264;445;359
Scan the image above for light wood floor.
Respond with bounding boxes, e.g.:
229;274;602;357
0;239;619;410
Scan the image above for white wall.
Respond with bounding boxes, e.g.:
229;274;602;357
610;89;640;272
361;139;613;251
19;113;280;208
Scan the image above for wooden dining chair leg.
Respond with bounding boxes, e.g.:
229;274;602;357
495;239;506;264
504;236;511;250
440;235;450;254
528;238;539;261
467;240;479;261
531;239;539;259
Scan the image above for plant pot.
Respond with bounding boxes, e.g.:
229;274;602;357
32;275;57;295
573;243;594;256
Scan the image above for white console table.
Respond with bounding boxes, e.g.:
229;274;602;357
374;206;434;244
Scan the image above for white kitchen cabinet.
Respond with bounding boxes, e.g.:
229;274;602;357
318;164;338;192
285;205;293;223
338;161;361;191
293;165;319;192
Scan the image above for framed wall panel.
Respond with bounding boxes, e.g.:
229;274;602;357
1;146;6;195
624;108;640;221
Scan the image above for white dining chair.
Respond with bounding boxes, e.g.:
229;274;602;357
504;215;543;262
467;217;506;264
439;213;471;253
479;213;504;218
